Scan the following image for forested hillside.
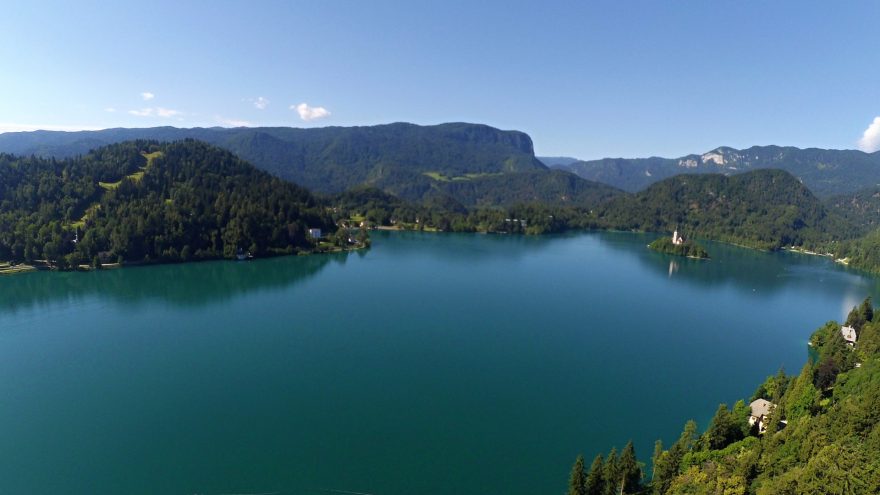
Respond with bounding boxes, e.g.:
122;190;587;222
567;298;880;494
827;186;880;234
556;146;880;197
593;169;849;250
4;127;880;268
0;123;623;208
0;140;333;268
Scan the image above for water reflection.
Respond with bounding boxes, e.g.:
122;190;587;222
593;231;880;303
668;259;679;278
369;230;565;262
0;252;347;312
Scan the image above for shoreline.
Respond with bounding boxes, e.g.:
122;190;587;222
0;243;368;277
784;246;849;265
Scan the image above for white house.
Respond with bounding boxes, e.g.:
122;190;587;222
748;398;776;434
308;228;322;239
840;325;858;347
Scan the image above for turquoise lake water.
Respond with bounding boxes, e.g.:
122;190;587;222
1;231;878;494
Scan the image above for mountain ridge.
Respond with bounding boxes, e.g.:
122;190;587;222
0;123;621;208
555;145;880;197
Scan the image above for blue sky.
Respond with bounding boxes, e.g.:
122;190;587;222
2;1;879;158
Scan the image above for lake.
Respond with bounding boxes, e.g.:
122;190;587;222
1;231;878;495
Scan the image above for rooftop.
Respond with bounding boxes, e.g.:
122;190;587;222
750;398;774;418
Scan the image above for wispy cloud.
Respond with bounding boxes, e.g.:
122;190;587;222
104;107;117;113
141;92;155;101
128;107;183;118
292;102;330;121
254;96;269;110
156;107;181;118
216;116;253;127
858;116;880;153
0;123;103;133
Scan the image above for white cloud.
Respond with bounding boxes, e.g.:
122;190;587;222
858;116;880;153
156;107;181;118
128;107;183;118
254;96;269;110
104;107;117;113
141;92;155;101
292;102;330;121
216;116;252;127
128;108;154;117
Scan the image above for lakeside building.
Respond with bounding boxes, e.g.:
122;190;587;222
841;325;858;347
308;228;322;239
749;399;776;434
672;230;684;245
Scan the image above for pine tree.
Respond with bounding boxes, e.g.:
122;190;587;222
732;399;752;437
650;440;663;483
567;454;587;495
586;454;605;495
861;297;873;323
703;403;742;450
603;448;619;495
618;441;642;494
846;303;866;331
652;420;697;494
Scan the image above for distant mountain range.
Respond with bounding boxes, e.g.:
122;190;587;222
553;146;880;197
0;123;620;208
537;156;580;167
1;127;876;269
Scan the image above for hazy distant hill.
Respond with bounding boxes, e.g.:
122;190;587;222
595;168;846;249
537;156;580;167
556;146;880;197
0;123;620;207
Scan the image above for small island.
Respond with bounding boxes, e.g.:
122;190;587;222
648;230;709;259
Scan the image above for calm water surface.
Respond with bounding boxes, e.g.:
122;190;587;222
2;231;878;494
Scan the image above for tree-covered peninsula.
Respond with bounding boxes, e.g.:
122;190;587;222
0;140;357;270
565;298;880;494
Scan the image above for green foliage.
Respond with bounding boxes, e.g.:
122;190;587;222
331;188;603;236
581;298;880;495
827;185;880;233
11;126;877;259
785;364;820;420
751;367;791;403
831;229;880;274
861;297;874;323
603;448;619;495
594;170;849;250
0;140;333;268
702;404;745;451
856;317;880;359
0;123;627;209
651;420;698;494
586;454;605;495
732;400;752;438
648;236;709;258
618;441;642;494
568;454;587;495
